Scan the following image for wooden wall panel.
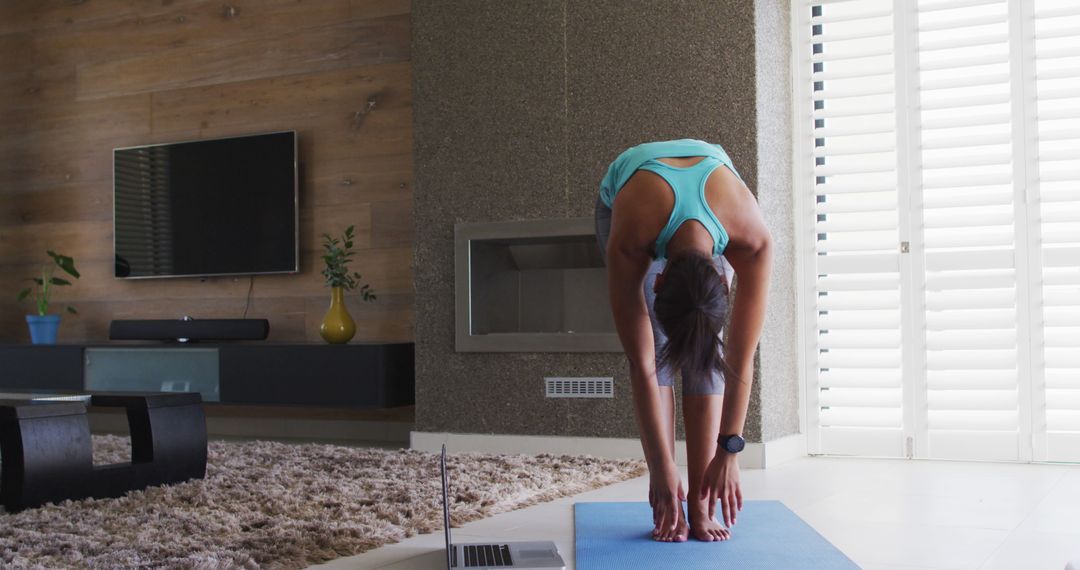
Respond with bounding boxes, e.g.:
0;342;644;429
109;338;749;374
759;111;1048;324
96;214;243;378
0;144;121;191
370;198;414;249
0;93;152;148
0;183;113;226
350;0;411;19
2;244;410;302
77;14;409;100
309;156;413;207
0;0;205;36
149;62;411;134
32;0;353;67
0;32;34;75
0;1;414;345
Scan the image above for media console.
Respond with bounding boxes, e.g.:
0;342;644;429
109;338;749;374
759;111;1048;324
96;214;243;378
0;343;414;409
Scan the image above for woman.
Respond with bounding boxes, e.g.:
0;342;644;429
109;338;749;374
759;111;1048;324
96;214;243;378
596;139;772;542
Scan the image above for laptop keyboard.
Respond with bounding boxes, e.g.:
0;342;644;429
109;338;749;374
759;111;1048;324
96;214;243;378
461;544;513;567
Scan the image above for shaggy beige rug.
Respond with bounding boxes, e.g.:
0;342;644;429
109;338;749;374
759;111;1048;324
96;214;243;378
0;436;645;569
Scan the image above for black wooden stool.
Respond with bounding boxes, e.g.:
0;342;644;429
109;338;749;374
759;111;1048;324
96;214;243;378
0;392;207;512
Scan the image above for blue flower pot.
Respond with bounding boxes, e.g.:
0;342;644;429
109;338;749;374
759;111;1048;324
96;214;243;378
26;314;61;345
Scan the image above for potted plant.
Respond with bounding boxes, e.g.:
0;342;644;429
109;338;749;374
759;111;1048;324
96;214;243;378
319;226;376;344
17;251;80;345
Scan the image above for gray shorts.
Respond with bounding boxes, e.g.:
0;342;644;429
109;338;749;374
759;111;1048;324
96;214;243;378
594;196;726;396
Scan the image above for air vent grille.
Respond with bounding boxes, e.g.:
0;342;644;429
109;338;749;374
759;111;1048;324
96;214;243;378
544;377;614;398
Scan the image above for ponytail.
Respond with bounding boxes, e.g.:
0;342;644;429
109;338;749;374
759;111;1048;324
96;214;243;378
653;252;733;381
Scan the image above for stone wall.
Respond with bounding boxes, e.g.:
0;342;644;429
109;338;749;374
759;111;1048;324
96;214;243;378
412;0;796;442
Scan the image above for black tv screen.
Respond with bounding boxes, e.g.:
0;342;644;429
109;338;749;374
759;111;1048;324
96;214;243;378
113;131;298;278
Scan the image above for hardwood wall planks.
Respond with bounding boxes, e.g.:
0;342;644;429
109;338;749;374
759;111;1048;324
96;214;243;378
0;2;415;345
0;0;208;36
76;14;410;101
148;62;412;135
31;0;354;68
350;0;411;20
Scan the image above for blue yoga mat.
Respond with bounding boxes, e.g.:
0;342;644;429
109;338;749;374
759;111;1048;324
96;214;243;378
575;501;860;570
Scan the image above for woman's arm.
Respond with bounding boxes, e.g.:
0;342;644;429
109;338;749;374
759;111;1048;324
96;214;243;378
605;204;682;536
718;226;772;440
702;179;773;529
708;172;775;437
607;247;672;467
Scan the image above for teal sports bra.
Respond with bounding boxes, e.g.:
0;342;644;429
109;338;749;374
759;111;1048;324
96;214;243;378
599;139;742;259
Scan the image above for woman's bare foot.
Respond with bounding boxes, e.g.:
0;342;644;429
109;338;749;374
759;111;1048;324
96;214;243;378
651;503;690;542
687;499;731;542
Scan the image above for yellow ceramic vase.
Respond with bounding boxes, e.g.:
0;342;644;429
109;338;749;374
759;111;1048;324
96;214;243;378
320;287;356;344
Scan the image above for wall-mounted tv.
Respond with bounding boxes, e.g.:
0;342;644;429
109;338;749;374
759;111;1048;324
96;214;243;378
113;131;298;279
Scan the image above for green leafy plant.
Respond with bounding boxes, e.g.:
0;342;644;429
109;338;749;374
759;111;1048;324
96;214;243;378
17;250;80;316
320;226;376;301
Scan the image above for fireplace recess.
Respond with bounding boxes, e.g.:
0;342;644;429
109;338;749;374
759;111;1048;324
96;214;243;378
455;218;621;352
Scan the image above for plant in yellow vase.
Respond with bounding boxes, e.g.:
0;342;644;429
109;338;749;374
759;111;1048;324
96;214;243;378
319;226;376;344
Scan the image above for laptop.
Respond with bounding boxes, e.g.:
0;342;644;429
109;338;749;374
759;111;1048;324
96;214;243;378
440;445;566;570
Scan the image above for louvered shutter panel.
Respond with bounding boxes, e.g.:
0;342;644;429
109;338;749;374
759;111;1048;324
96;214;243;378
799;0;1080;462
915;0;1025;461
806;0;906;457
1033;0;1080;462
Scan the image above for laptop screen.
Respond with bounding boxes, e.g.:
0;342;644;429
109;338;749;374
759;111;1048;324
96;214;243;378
441;445;453;570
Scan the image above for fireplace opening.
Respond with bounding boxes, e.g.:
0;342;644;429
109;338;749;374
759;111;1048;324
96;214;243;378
455;218;621;352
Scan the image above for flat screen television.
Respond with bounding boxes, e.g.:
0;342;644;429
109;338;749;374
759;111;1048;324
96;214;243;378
113;131;298;279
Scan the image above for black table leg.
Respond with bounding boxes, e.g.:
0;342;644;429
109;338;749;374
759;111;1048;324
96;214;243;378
0;392;207;511
0;401;93;512
124;398;208;486
90;393;207;494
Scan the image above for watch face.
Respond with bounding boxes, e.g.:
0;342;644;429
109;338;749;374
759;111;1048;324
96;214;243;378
726;435;746;453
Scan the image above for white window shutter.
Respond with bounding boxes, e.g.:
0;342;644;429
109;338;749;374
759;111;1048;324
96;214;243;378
797;0;1080;463
804;0;907;457
1034;0;1080;462
916;0;1026;461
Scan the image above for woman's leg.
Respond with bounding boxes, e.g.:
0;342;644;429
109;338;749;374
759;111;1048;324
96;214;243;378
683;254;732;540
683;391;731;541
647;384;689;541
655;385;680;493
643;258;677;466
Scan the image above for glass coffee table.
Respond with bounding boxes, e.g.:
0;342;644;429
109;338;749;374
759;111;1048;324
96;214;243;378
0;390;207;512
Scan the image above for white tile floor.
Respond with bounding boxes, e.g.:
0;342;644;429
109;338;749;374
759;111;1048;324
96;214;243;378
312;456;1080;570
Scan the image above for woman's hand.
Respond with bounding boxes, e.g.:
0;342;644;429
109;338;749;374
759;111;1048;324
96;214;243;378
648;461;683;538
701;450;742;528
649;477;686;512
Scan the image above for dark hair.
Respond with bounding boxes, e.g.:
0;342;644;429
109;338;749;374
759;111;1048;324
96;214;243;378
653;252;732;381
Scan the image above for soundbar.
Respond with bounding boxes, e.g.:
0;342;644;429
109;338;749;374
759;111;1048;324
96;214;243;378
109;318;270;342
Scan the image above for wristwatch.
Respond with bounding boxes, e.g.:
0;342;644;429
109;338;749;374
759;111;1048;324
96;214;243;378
718;433;746;454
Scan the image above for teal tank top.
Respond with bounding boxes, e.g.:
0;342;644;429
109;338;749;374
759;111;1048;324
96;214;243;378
599;139;742;259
